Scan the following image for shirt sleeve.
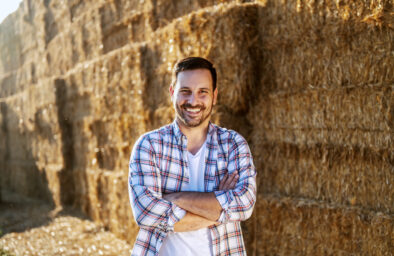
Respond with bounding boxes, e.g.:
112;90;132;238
128;135;186;232
214;132;257;223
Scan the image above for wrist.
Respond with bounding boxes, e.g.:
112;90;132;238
163;192;181;203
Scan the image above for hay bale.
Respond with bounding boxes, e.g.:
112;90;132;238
58;44;149;174
0;80;63;204
255;0;393;92
253;142;393;213
251;86;393;148
72;168;139;243
254;194;393;255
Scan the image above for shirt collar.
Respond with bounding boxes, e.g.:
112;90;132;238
172;120;183;140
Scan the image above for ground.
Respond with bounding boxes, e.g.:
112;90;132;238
0;194;132;256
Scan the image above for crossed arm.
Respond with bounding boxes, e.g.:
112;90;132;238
164;172;239;232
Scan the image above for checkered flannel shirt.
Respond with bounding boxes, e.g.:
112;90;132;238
128;121;257;256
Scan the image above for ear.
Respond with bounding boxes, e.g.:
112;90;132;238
169;86;175;103
213;88;218;105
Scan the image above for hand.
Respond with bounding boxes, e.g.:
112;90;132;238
218;172;239;191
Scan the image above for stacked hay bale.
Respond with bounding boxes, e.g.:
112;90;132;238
0;0;392;254
248;0;393;254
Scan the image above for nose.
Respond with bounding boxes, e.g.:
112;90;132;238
187;93;198;105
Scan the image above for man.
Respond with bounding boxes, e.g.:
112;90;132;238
128;57;256;256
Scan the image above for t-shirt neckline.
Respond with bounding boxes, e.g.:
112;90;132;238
187;140;207;158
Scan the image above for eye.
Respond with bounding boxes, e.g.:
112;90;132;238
180;89;191;94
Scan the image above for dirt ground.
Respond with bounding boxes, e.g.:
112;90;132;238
0;194;133;256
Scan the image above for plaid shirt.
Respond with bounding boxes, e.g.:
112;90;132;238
128;121;257;256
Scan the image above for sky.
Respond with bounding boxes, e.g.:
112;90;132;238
0;0;24;23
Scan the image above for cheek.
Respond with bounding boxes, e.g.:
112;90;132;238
204;97;214;105
175;97;186;106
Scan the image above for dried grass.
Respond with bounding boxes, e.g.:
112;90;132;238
251;86;393;148
255;0;393;93
254;142;393;213
255;194;393;255
72;169;139;243
0;202;132;256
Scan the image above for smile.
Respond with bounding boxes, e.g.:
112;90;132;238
185;108;201;113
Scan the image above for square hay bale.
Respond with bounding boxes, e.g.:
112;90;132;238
253;195;393;255
252;142;393;213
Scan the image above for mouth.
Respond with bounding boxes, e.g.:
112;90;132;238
184;107;202;115
185;108;201;112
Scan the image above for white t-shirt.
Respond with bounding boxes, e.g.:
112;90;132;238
159;141;213;256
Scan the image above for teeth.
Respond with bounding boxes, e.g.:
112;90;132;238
186;108;200;113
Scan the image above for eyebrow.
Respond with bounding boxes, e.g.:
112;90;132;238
179;85;211;90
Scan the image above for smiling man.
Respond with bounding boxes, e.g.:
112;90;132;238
128;57;257;256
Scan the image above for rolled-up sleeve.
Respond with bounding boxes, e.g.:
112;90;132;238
128;135;186;232
214;133;257;223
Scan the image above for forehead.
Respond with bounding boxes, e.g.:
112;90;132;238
176;69;213;90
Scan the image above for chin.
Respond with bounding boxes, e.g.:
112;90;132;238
183;120;203;127
186;122;203;128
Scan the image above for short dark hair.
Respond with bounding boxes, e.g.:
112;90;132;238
171;57;217;91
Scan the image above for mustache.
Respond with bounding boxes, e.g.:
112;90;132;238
181;103;206;109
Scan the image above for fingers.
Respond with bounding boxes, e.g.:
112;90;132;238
219;172;239;191
227;172;239;189
218;173;229;190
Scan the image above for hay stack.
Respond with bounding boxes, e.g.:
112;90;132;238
247;0;393;254
0;0;392;254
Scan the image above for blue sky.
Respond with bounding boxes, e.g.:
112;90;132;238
0;0;24;23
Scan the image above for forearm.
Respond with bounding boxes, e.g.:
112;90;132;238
129;183;187;231
174;211;217;232
164;192;222;221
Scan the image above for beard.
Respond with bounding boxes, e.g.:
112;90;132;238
175;102;213;128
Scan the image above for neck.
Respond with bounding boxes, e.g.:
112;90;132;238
176;119;209;155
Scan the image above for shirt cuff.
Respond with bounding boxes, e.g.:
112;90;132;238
167;204;186;232
214;190;233;223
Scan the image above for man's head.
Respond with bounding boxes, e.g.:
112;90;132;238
170;57;218;128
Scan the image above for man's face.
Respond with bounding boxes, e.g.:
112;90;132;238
171;68;218;128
